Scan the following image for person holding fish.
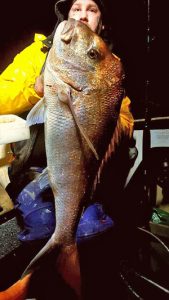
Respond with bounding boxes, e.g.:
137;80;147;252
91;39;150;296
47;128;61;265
0;1;137;299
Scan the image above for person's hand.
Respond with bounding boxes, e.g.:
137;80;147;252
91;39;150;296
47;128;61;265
34;74;44;97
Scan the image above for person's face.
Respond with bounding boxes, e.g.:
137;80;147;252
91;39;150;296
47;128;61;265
68;0;102;33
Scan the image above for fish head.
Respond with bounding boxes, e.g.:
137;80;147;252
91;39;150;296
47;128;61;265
48;18;124;98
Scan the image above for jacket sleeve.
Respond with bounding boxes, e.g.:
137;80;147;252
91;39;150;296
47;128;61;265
0;34;47;115
107;96;134;157
111;53;134;139
119;96;134;138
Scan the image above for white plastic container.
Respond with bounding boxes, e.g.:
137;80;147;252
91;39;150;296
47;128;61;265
0;114;30;144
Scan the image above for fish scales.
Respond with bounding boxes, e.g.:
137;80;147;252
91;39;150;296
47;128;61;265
24;18;124;282
46;92;86;243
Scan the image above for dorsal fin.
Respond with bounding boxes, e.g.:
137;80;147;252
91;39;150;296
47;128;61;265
92;96;134;193
92;118;122;193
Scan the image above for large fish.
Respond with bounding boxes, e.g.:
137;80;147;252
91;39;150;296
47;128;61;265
24;18;124;295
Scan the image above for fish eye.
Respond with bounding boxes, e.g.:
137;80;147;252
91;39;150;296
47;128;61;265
87;48;100;60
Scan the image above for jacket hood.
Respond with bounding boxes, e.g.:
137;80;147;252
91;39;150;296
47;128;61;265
54;0;106;25
43;0;112;50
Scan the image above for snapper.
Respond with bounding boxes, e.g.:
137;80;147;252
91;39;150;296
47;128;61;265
24;18;124;295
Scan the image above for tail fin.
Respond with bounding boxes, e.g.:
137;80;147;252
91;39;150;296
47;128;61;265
21;235;57;278
0;274;31;300
21;237;81;298
0;243;81;300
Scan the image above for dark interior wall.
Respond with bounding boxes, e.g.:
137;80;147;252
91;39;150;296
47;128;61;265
108;0;169;119
0;0;57;70
0;0;168;119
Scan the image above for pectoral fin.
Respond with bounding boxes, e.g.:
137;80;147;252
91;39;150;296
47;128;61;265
26;97;46;126
58;89;99;160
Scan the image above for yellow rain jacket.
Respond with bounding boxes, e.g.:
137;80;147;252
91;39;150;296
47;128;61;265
0;33;134;137
0;34;47;115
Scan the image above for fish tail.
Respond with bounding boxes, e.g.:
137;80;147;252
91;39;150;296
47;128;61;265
22;242;81;298
21;236;57;278
57;243;81;299
0;274;31;300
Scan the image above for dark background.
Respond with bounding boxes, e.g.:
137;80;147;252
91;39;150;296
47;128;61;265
0;0;168;119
